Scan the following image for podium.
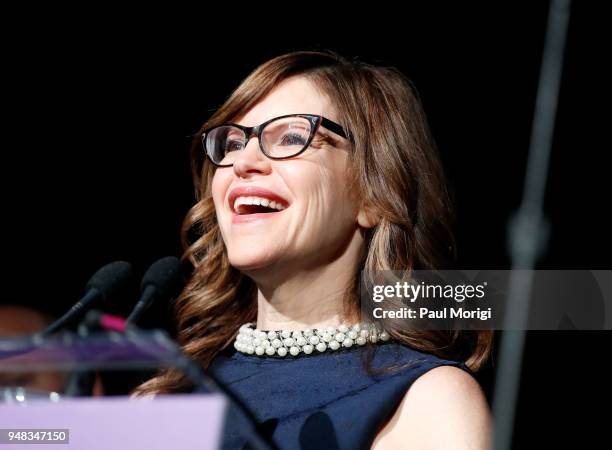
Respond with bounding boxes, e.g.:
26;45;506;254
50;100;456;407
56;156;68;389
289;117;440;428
0;330;238;450
0;394;226;450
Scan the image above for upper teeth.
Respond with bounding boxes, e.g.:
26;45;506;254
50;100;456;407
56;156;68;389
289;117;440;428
233;196;286;211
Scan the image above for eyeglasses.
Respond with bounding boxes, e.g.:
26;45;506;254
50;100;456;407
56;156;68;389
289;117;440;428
202;114;351;167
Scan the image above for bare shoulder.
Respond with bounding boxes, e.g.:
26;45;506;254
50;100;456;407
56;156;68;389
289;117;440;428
371;365;492;450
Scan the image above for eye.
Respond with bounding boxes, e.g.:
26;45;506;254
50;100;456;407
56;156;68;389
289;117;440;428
225;139;245;153
279;133;307;146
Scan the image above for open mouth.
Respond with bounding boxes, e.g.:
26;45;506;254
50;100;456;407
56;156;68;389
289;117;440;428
233;196;288;215
228;187;291;219
232;197;286;216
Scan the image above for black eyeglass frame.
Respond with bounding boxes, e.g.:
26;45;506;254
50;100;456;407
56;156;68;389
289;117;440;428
202;113;352;167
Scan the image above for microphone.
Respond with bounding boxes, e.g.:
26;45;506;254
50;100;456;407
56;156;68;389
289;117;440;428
38;261;134;337
64;257;180;396
126;256;181;326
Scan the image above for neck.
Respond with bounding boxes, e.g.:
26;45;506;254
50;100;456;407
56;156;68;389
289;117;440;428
251;230;364;331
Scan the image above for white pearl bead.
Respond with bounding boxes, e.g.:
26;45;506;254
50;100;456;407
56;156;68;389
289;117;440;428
235;322;390;357
303;344;314;354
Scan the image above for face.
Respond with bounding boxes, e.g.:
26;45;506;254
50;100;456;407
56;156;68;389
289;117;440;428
211;76;363;279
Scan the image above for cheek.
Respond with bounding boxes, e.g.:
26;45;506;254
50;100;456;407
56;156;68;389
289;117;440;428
211;171;223;202
211;170;231;206
313;154;356;218
284;158;357;234
211;170;232;228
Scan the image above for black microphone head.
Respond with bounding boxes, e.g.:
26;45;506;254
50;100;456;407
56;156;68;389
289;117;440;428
141;256;182;299
85;260;134;302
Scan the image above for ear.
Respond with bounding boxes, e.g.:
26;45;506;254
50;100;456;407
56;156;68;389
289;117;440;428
357;205;379;228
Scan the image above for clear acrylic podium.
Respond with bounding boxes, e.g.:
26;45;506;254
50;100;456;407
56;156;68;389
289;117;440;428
0;330;236;450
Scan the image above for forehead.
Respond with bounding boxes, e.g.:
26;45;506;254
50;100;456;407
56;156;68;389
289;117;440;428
236;76;338;127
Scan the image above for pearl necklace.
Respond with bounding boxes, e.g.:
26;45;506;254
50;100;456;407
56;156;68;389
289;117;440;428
234;322;391;357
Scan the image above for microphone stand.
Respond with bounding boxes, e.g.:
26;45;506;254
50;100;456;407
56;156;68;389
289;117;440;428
492;1;571;450
63;310;105;397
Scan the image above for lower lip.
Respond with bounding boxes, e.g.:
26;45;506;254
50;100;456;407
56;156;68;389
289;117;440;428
231;209;288;224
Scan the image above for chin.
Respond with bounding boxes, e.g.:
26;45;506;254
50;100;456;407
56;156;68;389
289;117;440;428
227;248;278;272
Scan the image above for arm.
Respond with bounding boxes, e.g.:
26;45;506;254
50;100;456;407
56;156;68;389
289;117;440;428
371;366;492;450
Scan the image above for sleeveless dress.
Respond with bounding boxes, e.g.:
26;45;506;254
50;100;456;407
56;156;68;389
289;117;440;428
208;341;472;450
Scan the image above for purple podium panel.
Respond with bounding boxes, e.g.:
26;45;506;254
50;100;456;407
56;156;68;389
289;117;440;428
0;394;227;450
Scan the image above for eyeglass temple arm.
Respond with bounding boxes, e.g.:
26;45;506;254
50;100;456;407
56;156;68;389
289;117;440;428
320;117;354;143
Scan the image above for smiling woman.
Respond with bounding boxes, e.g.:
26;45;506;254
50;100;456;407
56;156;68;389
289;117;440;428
133;51;493;450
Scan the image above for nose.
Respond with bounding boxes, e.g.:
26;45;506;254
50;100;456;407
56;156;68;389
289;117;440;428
232;136;272;178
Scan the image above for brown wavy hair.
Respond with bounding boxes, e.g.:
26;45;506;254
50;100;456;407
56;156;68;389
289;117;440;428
133;51;493;395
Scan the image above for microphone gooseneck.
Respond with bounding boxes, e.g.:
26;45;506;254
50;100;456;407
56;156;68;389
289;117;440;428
39;261;134;337
126;256;181;326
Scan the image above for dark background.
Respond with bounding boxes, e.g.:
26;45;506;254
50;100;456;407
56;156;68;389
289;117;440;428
2;2;609;448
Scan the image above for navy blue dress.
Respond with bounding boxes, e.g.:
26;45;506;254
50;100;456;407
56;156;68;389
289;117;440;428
209;341;471;450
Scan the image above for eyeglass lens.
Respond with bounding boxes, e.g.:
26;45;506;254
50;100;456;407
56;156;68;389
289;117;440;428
206;116;313;165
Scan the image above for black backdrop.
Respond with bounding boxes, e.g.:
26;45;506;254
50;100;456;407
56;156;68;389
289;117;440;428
3;2;610;448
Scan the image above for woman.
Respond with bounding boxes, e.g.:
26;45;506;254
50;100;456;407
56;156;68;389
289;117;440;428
135;51;493;449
